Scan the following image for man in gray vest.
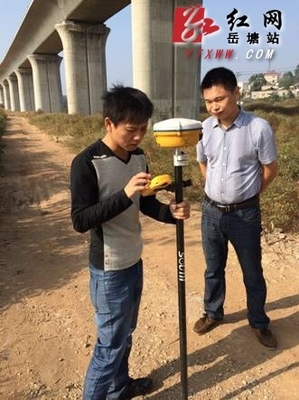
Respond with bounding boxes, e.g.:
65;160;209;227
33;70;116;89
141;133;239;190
70;84;190;399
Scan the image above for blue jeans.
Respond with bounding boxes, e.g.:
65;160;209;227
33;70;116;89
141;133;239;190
83;260;143;400
201;200;270;329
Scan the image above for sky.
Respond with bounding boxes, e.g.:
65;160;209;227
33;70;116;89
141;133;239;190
0;0;298;89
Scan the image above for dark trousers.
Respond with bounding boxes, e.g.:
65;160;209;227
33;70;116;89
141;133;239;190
201;200;270;328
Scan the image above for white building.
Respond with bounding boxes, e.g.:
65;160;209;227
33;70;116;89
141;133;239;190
264;71;281;85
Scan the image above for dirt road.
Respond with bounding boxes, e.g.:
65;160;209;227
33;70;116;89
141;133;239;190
0;115;299;399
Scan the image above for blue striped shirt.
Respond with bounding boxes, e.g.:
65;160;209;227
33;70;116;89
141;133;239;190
196;108;277;204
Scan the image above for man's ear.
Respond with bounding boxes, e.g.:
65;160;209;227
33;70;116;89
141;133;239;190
104;117;113;132
234;86;240;101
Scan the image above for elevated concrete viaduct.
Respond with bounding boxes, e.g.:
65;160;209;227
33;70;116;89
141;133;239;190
0;0;201;121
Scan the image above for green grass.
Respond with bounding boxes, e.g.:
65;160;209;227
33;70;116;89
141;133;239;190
14;99;299;232
0;108;6;132
0;108;7;164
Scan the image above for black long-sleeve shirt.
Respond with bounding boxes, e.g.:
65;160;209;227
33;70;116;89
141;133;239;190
70;139;175;270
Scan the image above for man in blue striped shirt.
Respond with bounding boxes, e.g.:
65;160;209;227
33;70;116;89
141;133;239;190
194;67;278;349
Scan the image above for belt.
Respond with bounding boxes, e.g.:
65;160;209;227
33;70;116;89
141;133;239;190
204;193;259;213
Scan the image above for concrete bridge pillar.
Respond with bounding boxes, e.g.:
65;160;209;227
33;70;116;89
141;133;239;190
15;68;35;112
2;81;10;110
28;54;63;113
0;85;4;107
7;75;20;111
55;21;110;115
132;0;201;122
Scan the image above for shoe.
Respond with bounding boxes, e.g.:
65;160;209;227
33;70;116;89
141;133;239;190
193;313;221;335
119;377;153;399
252;328;277;349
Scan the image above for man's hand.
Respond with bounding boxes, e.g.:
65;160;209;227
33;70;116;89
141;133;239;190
124;172;151;198
169;199;190;219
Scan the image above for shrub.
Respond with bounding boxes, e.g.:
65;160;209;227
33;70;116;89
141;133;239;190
24;99;299;233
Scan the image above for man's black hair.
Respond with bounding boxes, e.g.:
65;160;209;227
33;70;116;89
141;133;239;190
201;67;238;93
102;84;153;125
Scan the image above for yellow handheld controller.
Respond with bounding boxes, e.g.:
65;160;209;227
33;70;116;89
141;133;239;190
142;174;172;196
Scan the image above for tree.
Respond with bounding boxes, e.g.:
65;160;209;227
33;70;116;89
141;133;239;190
268;92;280;102
293;65;299;83
279;71;294;89
248;73;267;91
286;90;295;99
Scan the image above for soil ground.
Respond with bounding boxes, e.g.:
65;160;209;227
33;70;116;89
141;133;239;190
0;115;299;400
